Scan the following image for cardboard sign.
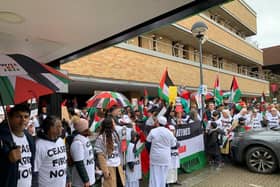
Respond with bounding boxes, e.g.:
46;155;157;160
61;106;70;121
131;98;138;108
30;109;38;118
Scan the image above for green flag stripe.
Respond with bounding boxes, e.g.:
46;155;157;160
54;74;69;84
214;89;223;105
0;77;15;105
233;89;242;103
111;91;118;99
181;98;190;114
158;87;169;103
102;98;110;108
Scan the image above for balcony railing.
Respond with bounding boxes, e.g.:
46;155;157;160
264;71;280;83
126;36;273;81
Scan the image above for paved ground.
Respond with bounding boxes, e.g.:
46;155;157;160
178;163;280;187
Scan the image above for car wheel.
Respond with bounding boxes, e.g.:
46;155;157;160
245;146;278;174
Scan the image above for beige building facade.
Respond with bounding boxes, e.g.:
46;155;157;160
61;0;269;98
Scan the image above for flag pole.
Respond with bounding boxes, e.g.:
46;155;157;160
0;92;15;144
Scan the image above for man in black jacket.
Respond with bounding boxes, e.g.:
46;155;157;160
0;104;35;187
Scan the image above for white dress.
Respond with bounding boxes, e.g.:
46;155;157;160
147;126;176;187
166;143;179;184
126;142;142;187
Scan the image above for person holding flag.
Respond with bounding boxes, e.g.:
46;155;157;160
0;104;35;187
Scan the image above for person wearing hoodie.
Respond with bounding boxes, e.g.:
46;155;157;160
0;104;35;187
33;116;68;187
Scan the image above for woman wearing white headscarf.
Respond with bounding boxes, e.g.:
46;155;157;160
218;109;232;133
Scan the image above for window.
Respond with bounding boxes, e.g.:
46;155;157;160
138;36;142;47
212;55;218;67
212;55;223;69
218;57;223;69
172;42;179;57
152;36;157;51
183;46;189;59
238;65;247;74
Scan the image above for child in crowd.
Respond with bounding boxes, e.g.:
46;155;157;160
206;122;224;168
126;131;142;187
166;125;181;186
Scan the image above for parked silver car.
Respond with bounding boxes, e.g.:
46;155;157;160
231;127;280;174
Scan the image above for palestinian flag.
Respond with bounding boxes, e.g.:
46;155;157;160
223;91;231;99
144;87;149;107
89;112;102;132
144;88;148;99
213;76;223;106
229;76;242;103
158;68;174;103
134;126;146;157
181;98;190;114
135;125;149;178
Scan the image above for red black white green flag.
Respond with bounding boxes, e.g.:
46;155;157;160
213;75;223;106
229;76;242;103
158;68;174;103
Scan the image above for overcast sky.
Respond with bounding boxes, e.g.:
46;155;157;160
244;0;280;49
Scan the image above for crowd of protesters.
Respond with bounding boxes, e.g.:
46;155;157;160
0;95;279;187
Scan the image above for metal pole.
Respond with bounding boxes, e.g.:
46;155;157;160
199;37;205;121
0;93;15;143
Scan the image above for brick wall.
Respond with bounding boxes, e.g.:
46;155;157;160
176;15;263;64
61;46;269;94
222;0;256;33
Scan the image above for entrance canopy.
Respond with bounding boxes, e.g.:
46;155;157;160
0;0;227;65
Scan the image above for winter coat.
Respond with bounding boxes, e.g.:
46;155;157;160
94;131;125;187
205;128;224;155
97;153;125;187
0;121;35;187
